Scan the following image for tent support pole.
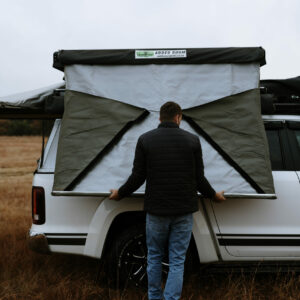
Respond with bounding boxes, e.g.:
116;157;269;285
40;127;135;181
51;191;277;199
40;120;45;168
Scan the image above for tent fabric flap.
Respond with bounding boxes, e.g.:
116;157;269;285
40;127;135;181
183;89;275;194
59;89;275;195
53;90;149;191
72;112;258;194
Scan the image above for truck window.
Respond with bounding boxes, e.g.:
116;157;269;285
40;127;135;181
290;130;300;170
264;121;295;171
287;122;300;170
295;130;300;148
265;130;284;170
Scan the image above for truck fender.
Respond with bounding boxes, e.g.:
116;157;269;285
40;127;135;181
192;204;219;263
84;197;143;258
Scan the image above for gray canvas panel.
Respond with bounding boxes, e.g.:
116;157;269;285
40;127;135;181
73;112;256;194
65;63;260;111
183;89;275;194
53;47;266;71
53;90;148;191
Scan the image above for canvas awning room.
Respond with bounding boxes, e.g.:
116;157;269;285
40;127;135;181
0;83;65;119
51;47;275;196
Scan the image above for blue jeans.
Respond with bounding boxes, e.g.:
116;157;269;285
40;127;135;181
146;213;193;300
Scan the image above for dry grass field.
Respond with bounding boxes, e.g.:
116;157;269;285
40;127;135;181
1;136;300;299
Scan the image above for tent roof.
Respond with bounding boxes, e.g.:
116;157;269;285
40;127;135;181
0;83;64;107
53;47;266;71
0;83;65;119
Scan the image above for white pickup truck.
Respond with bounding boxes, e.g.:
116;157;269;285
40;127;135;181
23;48;300;286
28;94;300;285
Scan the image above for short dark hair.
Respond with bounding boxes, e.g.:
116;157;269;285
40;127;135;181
160;101;182;122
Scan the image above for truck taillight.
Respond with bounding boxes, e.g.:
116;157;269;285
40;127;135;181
32;187;45;225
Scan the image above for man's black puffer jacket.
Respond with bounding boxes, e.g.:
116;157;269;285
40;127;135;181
118;121;216;215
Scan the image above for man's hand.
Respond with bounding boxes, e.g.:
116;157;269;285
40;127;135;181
109;189;120;201
213;191;226;202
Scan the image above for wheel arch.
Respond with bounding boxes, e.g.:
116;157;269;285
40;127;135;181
101;211;200;269
84;197;205;266
101;211;146;258
83;198;143;258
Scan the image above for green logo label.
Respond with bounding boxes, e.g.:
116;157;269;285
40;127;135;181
136;51;155;58
135;49;187;59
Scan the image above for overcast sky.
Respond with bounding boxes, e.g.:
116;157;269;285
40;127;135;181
0;0;299;97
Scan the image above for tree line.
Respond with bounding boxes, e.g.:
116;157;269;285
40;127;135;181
0;120;54;136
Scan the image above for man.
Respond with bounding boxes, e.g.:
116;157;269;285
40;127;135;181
110;101;225;300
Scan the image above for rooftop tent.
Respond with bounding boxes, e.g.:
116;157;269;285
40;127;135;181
260;76;300;115
261;76;300;97
52;47;275;196
0;83;65;118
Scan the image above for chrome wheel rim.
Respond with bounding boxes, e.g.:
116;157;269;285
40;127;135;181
118;233;169;287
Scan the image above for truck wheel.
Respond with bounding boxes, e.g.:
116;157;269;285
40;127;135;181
108;224;149;288
108;224;194;288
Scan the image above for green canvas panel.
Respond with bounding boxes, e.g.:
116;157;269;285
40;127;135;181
53;90;148;191
183;89;275;194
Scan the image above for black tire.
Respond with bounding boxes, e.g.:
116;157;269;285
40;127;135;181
107;224;195;289
108;224;148;289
